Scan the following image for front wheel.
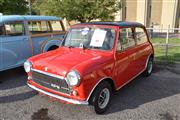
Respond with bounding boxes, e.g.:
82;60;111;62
89;81;112;114
144;57;153;76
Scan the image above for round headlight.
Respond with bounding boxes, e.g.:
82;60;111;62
24;61;32;72
66;70;81;86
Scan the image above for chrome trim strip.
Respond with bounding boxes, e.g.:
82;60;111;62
31;69;65;80
86;77;113;101
28;84;89;105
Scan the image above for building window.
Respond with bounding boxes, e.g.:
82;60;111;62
125;6;127;19
149;5;152;19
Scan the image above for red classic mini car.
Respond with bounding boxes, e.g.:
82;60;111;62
25;22;154;114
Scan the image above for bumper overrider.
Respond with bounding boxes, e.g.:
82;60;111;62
27;83;89;105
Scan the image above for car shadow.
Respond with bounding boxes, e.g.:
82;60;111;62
0;67;27;90
0;90;37;104
0;67;38;103
105;65;180;114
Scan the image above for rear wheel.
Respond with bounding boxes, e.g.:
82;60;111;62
144;57;153;76
89;81;112;114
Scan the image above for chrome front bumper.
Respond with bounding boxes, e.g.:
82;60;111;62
27;84;89;105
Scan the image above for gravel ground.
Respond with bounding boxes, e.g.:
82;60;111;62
0;64;180;120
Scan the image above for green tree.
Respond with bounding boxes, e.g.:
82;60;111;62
33;0;121;23
0;0;28;15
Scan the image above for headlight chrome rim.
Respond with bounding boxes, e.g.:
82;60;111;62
24;61;32;72
66;70;81;87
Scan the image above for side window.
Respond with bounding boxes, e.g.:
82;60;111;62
28;21;51;34
117;28;135;51
50;21;63;32
4;22;24;36
135;27;148;45
0;25;5;36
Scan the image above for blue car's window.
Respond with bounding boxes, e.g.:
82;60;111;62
50;21;63;32
4;22;25;36
0;25;5;36
28;21;51;34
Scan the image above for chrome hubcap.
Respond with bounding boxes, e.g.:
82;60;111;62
98;88;110;109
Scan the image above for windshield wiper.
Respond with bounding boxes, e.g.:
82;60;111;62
79;43;89;50
83;45;90;50
68;46;74;48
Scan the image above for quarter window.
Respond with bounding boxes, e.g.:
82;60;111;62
4;22;24;36
117;28;135;50
135;27;148;45
50;21;63;32
28;21;51;34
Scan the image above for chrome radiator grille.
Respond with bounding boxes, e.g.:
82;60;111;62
31;69;70;94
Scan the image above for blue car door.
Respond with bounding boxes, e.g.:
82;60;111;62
0;21;32;71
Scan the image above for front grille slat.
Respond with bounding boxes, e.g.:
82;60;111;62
31;70;70;94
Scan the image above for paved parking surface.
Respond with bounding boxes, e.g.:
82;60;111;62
0;64;180;120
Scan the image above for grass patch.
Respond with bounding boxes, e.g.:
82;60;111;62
151;38;180;62
153;45;180;62
151;38;180;44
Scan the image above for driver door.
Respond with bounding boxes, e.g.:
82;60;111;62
114;27;137;88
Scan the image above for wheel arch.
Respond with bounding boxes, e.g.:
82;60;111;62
41;40;62;52
87;77;116;103
150;53;154;60
145;53;154;68
47;45;59;51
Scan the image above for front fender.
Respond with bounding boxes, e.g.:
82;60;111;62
41;39;63;52
0;48;18;70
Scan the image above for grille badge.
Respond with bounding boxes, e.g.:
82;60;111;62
51;83;60;89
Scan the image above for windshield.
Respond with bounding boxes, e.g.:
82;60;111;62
62;27;116;50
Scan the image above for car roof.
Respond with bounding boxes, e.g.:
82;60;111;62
75;21;144;27
0;15;61;23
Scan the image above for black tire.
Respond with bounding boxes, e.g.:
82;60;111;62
143;57;153;76
47;45;59;51
89;81;112;114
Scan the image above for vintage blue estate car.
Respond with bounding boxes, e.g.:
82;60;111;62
0;15;66;71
